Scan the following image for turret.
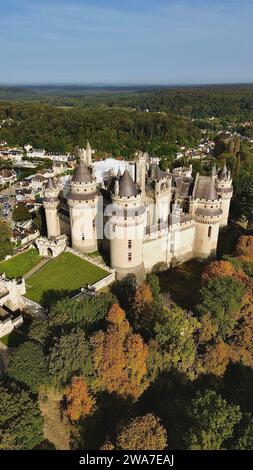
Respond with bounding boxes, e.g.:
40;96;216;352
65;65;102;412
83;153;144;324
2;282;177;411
43;177;60;239
215;163;233;227
135;151;146;195
106;170;146;282
67;156;99;253
86;140;92;166
191;175;222;259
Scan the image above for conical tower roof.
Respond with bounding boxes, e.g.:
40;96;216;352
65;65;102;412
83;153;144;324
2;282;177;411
212;164;217;177
218;163;228;180
86;140;91;150
206;178;218;200
45;176;56;190
119;170;138;197
72;160;93;184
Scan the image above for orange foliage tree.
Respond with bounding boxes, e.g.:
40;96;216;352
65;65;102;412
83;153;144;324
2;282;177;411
236;236;253;262
201;339;230;377
202;260;236;284
134;283;153;312
90;304;149;400
64;377;95;421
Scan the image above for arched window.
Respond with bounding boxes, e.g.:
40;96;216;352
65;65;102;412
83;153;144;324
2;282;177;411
208;226;212;238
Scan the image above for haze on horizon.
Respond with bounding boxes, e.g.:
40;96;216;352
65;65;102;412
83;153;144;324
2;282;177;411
0;0;252;85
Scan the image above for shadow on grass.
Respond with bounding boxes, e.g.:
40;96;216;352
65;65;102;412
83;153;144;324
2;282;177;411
40;289;77;310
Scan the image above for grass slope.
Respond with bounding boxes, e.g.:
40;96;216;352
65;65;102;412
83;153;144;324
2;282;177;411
25;251;108;308
0;249;42;278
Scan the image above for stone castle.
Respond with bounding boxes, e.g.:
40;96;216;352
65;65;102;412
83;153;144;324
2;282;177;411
40;143;233;282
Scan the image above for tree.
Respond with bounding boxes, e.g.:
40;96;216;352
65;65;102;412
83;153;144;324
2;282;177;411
202;260;236;283
201;339;230;377
184;390;241;450
49;293;114;331
232;413;253;450
116;414;167;450
90;304;149;399
64;377;95;421
0;382;43;449
0;219;13;261
7;341;49;392
49;328;93;388
236;236;253;262
111;274;137;311
154;305;200;377
197;277;246;339
12;203;32;222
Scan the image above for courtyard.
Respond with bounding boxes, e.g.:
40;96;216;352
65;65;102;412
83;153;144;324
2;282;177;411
24;251;108;309
0;248;42;279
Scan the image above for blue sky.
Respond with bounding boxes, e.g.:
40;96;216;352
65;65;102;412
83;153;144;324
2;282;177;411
0;0;252;84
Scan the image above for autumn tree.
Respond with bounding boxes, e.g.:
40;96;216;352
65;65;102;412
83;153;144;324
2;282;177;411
236;236;253;262
116;414;167;450
200;339;230;377
64;377;95;421
202;260;236;284
184;390;241;450
90;304;149;399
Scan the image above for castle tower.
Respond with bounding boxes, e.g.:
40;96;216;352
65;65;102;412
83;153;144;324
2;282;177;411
67;156;99;253
43;177;60;239
135;151;146;195
106;170;146;282
154;169;172;226
215;164;233;227
86;140;92;166
191;176;222;259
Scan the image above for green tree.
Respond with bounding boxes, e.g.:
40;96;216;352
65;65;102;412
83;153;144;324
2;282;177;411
48;328;93;388
231;413;253;450
184;390;241;450
0;219;13;261
7;341;49;392
12;203;32;222
154;305;200;377
0;382;43;449
197;277;246;339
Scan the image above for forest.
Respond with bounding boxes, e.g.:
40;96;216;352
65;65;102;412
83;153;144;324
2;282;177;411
1;235;253;450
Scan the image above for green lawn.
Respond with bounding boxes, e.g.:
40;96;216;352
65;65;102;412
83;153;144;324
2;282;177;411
0;248;42;278
0;330;26;348
25;251;108;309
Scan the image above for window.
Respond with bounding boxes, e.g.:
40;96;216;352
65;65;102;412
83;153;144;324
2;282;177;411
128;240;132;249
128;252;132;262
92;219;95;228
208;226;212;238
82;233;85;241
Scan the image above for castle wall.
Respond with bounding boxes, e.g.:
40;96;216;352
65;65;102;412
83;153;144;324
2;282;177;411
45;208;60;239
173;224;196;262
143;232;170;272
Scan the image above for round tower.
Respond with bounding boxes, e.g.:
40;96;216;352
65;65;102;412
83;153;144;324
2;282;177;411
215;164;233;227
67;157;99;253
106;170;146;282
86;140;92;166
43;177;60;239
192;178;222;259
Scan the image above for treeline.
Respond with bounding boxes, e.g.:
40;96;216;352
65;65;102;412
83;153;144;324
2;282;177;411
0;103;200;156
1;84;253;119
1;235;253;450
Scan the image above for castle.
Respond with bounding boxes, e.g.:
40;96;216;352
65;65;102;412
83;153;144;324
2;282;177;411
40;142;233;282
